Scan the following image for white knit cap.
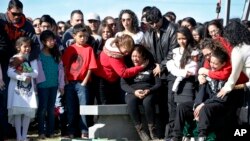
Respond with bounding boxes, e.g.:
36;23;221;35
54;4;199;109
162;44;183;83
191;50;199;56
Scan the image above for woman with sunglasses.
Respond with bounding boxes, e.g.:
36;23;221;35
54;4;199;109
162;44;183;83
32;18;41;36
116;9;144;44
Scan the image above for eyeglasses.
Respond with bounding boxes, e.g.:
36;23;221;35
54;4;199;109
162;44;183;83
121;18;131;22
148;19;160;25
58;26;64;30
9;11;22;17
108;23;116;27
209;29;220;35
204;52;212;58
33;24;39;28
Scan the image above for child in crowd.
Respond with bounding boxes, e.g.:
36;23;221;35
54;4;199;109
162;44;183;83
167;26;198;103
7;37;38;141
169;42;230;141
171;49;199;92
36;30;65;139
62;24;97;139
166;26;198;139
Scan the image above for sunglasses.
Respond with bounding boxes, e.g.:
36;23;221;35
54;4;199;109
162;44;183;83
121;18;131;22
108;23;116;27
148;19;160;25
10;11;22;17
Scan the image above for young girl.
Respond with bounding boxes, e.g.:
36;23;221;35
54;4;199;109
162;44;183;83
167;26;198;101
7;37;38;141
166;27;198;138
171;49;199;92
37;30;64;139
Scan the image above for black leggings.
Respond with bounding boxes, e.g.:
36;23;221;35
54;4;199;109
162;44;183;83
125;93;156;125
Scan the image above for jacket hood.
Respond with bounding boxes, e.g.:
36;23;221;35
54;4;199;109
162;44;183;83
103;38;124;58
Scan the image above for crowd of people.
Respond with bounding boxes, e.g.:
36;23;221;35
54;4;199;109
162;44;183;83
0;0;250;141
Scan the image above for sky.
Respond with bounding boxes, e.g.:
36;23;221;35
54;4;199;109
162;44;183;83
0;0;248;24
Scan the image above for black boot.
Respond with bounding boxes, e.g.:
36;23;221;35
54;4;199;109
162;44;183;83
148;124;159;140
135;124;150;141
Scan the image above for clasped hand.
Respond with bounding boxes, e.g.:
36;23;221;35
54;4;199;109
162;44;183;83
134;89;150;99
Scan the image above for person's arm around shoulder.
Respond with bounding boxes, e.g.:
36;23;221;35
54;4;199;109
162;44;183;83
110;57;147;78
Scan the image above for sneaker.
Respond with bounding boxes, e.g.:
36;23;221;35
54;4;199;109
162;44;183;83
81;133;88;139
182;136;191;141
197;137;206;141
69;134;74;139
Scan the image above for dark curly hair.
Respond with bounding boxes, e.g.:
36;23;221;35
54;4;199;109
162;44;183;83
223;20;250;47
117;9;140;33
200;38;226;53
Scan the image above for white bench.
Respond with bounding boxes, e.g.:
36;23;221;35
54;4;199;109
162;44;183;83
80;104;159;140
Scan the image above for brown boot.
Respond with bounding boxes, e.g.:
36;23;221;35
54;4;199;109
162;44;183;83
135;124;150;141
148;124;159;140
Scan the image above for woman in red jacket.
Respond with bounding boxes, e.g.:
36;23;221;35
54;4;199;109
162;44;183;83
94;34;148;104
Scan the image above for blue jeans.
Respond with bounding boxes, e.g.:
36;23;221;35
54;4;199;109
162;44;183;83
37;86;58;135
65;81;89;134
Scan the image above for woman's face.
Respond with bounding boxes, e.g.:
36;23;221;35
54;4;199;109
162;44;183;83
177;33;187;48
40;22;52;32
208;25;221;39
210;56;225;71
192;30;201;43
202;48;212;61
181;21;193;31
121;13;132;30
33;19;41;35
102;27;112;40
131;50;143;66
119;46;131;56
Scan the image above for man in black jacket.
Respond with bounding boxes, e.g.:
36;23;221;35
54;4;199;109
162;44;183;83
0;0;40;139
142;6;178;138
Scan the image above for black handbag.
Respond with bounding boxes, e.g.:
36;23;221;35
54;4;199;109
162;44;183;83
237;86;250;125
